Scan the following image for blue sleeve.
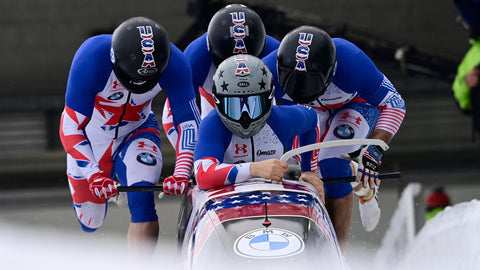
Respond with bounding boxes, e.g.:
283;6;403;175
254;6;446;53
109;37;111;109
194;110;231;161
183;33;213;90
455;0;480;27
262;49;297;105
161;43;201;126
260;35;281;57
268;105;318;171
333;38;386;106
65;35;113;116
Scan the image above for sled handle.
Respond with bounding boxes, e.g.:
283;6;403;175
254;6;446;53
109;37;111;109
117;185;164;192
322;171;401;183
280;138;389;162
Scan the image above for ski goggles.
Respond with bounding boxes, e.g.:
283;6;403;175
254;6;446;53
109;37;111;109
217;94;270;121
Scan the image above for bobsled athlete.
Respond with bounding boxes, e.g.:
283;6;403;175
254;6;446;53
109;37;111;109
262;25;406;248
193;54;325;200
59;17;200;257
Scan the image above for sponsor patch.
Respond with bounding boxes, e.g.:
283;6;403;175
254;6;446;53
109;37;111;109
136;152;157;166
333;124;354;139
108;92;124;100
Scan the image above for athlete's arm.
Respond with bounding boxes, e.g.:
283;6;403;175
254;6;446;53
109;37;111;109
193;111;252;189
269;105;320;172
162;43;201;180
336;38;406;139
59;35;112;180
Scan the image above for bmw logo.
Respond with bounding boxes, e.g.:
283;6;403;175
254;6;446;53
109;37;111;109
234;228;304;258
108;92;124;100
136;152;157;166
333;124;355;139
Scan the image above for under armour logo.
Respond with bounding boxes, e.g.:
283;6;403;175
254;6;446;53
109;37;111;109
341;112;362;125
235;144;248;155
138;141;158;153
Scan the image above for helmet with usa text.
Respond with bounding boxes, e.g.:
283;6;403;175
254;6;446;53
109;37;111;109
276;25;336;104
111;17;171;94
212;54;274;139
207;4;266;67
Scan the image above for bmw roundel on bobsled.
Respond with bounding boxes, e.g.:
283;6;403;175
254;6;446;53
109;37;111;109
176;178;346;270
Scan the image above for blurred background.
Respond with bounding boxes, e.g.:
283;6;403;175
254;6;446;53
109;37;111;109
0;0;479;264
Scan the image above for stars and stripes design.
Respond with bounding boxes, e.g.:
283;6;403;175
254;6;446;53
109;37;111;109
375;76;406;136
59;106;101;174
94;95;149;127
173;120;198;179
194;158;251;190
197;188;337;244
376;105;405;136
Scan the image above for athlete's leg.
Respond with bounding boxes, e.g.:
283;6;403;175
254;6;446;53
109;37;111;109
115;114;163;258
67;155;109;232
319;102;380;247
325;193;353;250
320;157;354;249
127;220;159;259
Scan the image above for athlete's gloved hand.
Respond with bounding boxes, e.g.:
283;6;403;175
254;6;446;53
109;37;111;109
88;172;118;199
342;145;384;189
163;175;189;195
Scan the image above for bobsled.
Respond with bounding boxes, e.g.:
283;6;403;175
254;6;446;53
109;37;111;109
176;178;345;270
175;139;390;270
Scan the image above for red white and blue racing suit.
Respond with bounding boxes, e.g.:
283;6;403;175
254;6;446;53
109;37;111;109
194;105;319;190
59;35;200;232
162;33;280;146
263;37;406;199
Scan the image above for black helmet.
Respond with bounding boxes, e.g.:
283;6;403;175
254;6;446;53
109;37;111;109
212;54;274;139
276;26;336;104
207;4;266;67
111;17;171;94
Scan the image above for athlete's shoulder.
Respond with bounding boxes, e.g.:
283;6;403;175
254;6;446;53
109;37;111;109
262;48;278;71
183;33;211;64
268;105;315;124
169;43;190;65
267;105;316;139
198;109;232;143
333;37;364;59
74;34;112;60
160;43;192;82
68;34;112;89
332;37;381;82
260;35;281;57
201;109;222;128
183;33;213;85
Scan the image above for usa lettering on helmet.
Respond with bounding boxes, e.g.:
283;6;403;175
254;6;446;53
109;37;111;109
137;26;156;68
234;55;250;76
230;12;248;54
295;32;313;71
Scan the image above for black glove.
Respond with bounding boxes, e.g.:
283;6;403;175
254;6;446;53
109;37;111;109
342;145;384;189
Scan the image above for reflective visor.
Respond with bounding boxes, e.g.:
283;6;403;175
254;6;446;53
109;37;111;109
220;95;267;121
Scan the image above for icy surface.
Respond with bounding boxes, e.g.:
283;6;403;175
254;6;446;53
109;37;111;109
397;199;480;270
0;222;177;270
1;197;479;269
